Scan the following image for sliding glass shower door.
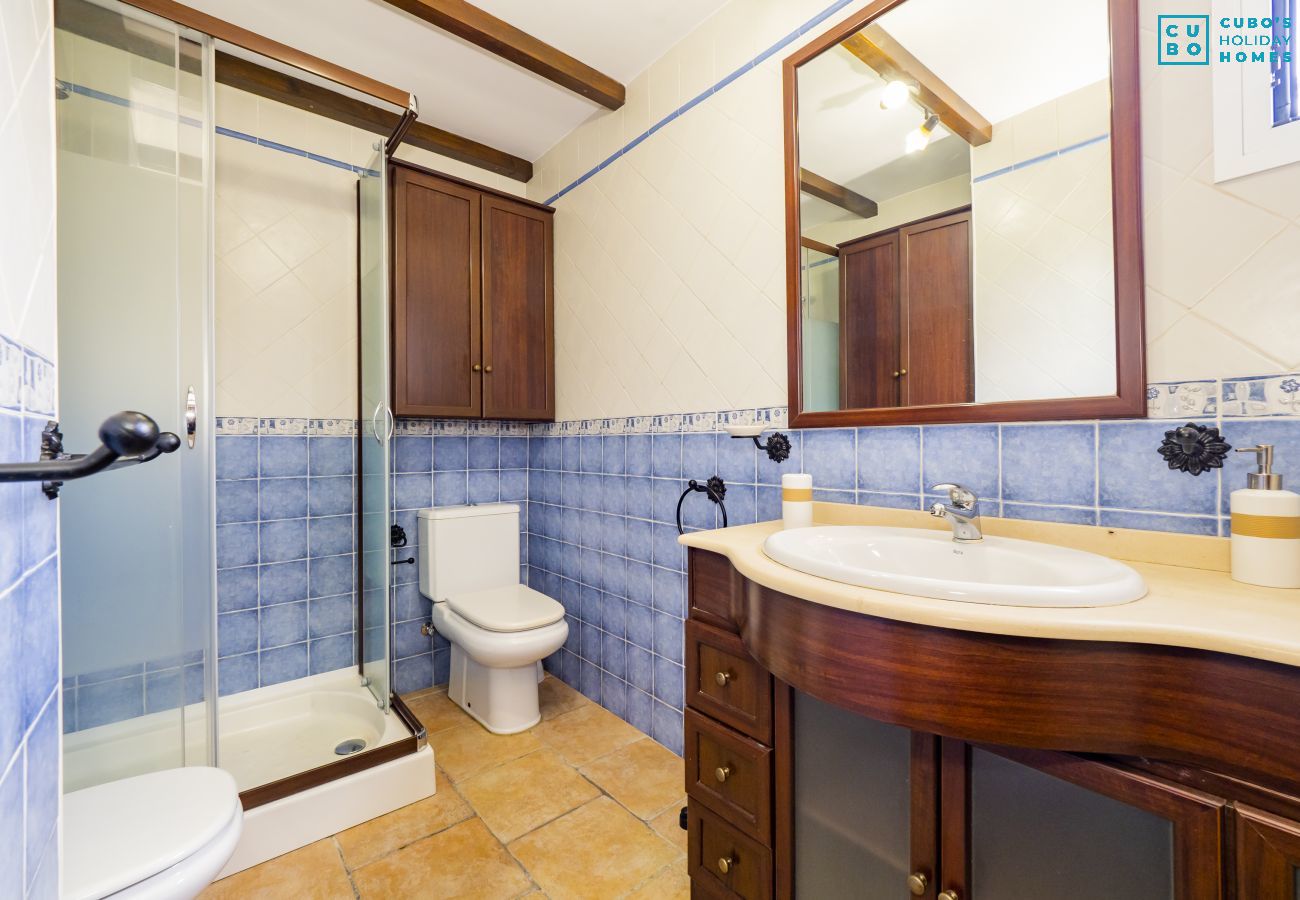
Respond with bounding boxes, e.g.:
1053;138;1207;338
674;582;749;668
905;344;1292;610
359;150;392;709
55;0;216;790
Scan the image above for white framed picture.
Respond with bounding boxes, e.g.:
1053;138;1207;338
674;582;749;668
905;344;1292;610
1212;0;1300;180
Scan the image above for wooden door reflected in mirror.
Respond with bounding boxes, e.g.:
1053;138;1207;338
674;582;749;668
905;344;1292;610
784;0;1146;427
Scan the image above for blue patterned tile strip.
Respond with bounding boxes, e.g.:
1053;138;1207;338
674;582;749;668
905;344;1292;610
0;331;60;895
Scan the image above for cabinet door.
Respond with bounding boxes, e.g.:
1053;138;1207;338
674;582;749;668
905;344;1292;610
942;744;1224;900
481;194;554;420
838;231;900;409
899;210;972;406
790;691;940;898
1237;805;1300;900
392;167;481;417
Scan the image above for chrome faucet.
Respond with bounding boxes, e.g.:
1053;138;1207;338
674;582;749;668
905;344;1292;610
929;483;983;542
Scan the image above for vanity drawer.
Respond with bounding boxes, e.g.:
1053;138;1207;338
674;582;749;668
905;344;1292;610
686;620;772;743
689;549;741;632
685;709;772;843
689;800;773;900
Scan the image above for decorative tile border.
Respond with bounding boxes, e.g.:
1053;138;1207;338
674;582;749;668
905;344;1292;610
0;335;22;411
1147;380;1218;419
215;416;357;435
1222;374;1300;417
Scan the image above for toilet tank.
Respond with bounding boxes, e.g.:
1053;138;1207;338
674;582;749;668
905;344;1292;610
418;504;520;602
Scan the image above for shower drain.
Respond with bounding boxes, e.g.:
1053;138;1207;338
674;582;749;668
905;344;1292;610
334;738;367;756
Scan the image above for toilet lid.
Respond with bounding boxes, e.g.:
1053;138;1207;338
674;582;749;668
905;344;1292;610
64;767;241;900
447;585;565;633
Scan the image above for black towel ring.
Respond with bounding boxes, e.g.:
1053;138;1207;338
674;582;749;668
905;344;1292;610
676;476;728;535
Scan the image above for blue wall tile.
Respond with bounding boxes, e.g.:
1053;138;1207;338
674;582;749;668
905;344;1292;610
309;436;353;476
1099;421;1218;516
857;427;921;494
259;477;308;520
803;428;856;490
216;436;258;479
922;425;1000;500
1002;424;1096;506
260;519;308;563
259;436;308;477
216;479;258;524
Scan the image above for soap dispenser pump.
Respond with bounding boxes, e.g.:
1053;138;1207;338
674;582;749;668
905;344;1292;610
1230;444;1300;588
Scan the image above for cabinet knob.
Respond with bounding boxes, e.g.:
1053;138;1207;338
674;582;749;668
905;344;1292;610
714;671;731;687
484;365;493;373
899;368;908;376
472;363;482;372
938;891;959;900
718;855;735;875
893;371;901;378
907;872;929;895
715;765;731;783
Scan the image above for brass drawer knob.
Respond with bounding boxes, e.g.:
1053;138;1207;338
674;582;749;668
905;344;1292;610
938;891;959;900
718;855;735;875
472;363;482;372
484;365;493;373
715;765;731;783
714;671;731;687
907;872;929;895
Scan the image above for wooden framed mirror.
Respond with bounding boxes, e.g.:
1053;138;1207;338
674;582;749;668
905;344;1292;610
783;0;1145;427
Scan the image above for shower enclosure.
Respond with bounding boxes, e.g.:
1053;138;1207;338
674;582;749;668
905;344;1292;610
54;0;430;874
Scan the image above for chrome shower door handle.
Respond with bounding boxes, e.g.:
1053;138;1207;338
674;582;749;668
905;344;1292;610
385;405;395;441
185;386;197;449
370;401;384;446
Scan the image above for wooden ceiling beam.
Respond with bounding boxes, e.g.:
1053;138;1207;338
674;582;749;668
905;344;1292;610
841;25;993;147
215;53;532;181
800;168;878;219
54;0;532;182
380;0;625;110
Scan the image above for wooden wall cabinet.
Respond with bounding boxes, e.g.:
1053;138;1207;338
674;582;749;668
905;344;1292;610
391;161;555;420
685;547;1300;900
838;208;973;409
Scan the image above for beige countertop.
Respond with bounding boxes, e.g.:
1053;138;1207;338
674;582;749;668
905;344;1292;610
679;502;1300;669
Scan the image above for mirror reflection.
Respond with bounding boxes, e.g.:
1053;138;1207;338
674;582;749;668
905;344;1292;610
796;0;1116;412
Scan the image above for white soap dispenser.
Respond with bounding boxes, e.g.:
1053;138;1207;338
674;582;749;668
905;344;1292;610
1230;444;1300;589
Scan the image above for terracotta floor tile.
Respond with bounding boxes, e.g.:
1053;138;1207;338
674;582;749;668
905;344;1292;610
508;797;679;900
460;749;601;843
579;738;685;820
538;676;588;720
353;817;532;899
335;770;473;869
200;839;353;900
402;688;474;735
433;722;543;782
533;703;645;767
624;863;690;900
648;805;688;857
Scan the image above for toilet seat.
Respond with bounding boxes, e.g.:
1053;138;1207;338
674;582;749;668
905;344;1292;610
446;584;564;633
64;767;242;900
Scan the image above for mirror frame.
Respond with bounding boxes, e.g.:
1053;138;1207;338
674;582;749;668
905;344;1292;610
782;0;1145;427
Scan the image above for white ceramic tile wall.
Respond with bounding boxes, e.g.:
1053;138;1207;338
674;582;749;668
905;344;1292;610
529;0;1300;422
971;83;1116;402
0;0;61;895
214;86;527;420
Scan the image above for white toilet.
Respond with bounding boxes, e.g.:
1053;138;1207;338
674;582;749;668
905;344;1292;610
419;503;568;734
63;767;242;899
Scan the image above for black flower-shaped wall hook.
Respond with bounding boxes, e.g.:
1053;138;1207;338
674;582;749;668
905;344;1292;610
754;432;791;464
1158;423;1232;476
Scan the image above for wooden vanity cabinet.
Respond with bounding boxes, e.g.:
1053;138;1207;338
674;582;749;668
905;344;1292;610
683;547;1300;900
390;161;554;420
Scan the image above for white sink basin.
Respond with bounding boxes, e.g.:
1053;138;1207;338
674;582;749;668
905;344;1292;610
763;526;1147;608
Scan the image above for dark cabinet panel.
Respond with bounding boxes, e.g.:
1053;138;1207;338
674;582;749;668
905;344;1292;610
390;162;553;420
481;194;553;420
1237;805;1300;900
899;210;973;406
839;231;899;409
392;166;481;417
836;207;972;410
